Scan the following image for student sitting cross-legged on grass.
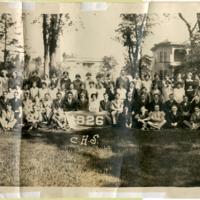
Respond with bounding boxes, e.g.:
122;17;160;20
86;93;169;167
184;106;200;130
0;104;17;131
51;93;69;130
146;105;166;130
26;104;43;131
117;106;132;128
134;106;149;130
52;107;69;130
166;104;182;128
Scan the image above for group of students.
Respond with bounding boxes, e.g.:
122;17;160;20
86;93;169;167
0;68;200;131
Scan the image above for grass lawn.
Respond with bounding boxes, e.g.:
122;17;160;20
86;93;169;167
0;127;200;187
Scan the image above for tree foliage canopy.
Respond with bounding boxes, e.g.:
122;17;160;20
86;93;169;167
116;14;156;75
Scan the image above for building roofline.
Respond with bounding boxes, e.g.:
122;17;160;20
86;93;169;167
151;41;187;51
64;57;103;63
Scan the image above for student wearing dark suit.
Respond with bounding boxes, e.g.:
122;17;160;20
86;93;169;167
116;70;129;90
123;92;135;114
100;93;111;112
163;93;178;113
191;95;200;113
60;72;71;90
149;94;163;111
135;93;149;113
29;71;42;88
166;104;182;128
52;92;64;110
0;91;10;112
9;91;22;121
63;91;77;111
50;72;59;88
78;83;88;100
127;81;138;100
184;106;200;130
117;106;132;128
179;95;191;121
77;92;89;111
8;71;23;89
73;74;83;91
99;93;112;124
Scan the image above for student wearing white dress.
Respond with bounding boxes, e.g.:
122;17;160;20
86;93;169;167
141;74;152;94
39;82;49;100
133;73;142;93
0;70;8;96
68;83;78;100
7;88;15;100
162;82;173;102
96;83;106;102
89;93;100;112
111;93;124;125
49;84;58;100
30;81;39;100
173;83;185;104
87;81;97;102
116;84;126;101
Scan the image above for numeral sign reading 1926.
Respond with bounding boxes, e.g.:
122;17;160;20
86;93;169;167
75;115;104;126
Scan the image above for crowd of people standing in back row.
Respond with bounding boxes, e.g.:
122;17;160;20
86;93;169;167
0;68;200;131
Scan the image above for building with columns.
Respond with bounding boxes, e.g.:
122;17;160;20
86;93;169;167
151;40;190;77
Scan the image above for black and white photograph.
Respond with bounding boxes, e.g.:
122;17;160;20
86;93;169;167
1;2;200;191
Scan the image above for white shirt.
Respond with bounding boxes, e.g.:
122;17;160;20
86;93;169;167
39;88;49;100
89;100;100;112
173;88;185;103
30;87;39;99
116;88;126;100
133;78;142;90
142;80;152;93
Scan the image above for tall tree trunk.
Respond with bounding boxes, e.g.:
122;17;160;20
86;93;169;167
3;16;7;68
44;54;49;77
49;51;56;73
130;46;135;75
43;14;49;77
48;14;60;74
128;46;133;74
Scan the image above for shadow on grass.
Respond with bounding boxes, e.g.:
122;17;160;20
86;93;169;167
20;127;200;186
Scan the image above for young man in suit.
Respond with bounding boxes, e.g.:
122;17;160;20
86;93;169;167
100;93;111;112
9;91;22;123
184;106;200;130
63;91;78;111
163;93;178;113
179;95;191;124
52;92;64;110
166;104;182;128
99;93;112;124
149;94;163;111
77;92;89;111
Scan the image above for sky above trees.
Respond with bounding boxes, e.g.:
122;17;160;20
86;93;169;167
0;3;198;67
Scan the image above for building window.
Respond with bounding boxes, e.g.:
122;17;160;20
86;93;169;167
159;51;169;63
174;49;186;62
159;51;163;62
83;62;94;68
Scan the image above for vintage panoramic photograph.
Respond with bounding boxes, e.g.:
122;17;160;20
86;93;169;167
0;3;200;187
